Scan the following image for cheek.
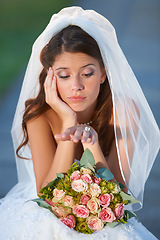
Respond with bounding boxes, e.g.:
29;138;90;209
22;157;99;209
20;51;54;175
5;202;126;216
57;80;67;96
56;81;67;99
89;80;101;98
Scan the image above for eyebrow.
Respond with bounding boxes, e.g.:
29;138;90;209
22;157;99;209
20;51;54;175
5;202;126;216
55;64;95;71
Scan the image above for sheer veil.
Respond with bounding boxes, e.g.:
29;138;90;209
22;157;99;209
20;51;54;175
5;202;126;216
10;6;160;210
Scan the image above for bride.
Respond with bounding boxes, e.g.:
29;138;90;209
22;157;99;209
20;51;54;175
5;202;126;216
0;6;159;240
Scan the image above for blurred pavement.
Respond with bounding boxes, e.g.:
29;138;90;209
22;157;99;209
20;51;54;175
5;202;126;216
0;0;160;238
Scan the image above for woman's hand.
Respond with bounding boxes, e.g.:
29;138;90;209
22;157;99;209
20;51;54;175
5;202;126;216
55;125;98;146
44;67;77;126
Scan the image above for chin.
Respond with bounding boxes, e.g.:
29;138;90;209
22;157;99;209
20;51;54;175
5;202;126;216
70;106;87;112
68;103;88;113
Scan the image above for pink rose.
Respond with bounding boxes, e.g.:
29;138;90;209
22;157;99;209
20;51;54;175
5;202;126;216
73;204;89;218
53;189;65;200
45;199;55;207
63;195;74;207
98;207;116;223
98;194;113;207
70;170;81;181
87;198;100;214
90;183;101;197
114;203;124;219
71;179;88;192
80;194;91;205
92;176;101;185
81;174;93;184
52;205;71;218
86;215;103;231
61;215;76;228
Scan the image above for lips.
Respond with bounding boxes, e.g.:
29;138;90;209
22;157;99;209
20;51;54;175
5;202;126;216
68;96;86;102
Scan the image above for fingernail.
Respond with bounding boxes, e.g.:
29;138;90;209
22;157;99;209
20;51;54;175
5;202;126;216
49;67;53;72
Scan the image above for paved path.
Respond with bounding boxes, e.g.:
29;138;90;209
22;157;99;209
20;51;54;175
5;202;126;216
0;0;160;238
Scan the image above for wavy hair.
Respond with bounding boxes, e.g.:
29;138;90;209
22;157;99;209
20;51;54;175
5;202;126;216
16;25;114;158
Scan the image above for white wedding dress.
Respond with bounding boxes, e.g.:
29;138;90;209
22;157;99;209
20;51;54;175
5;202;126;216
0;6;159;240
0;188;158;240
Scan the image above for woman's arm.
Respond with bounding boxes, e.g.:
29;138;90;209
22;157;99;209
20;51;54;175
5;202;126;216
27;116;76;193
56;125;128;192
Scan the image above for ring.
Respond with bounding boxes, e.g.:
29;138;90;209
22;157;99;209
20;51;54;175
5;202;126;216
84;126;91;136
84;126;91;132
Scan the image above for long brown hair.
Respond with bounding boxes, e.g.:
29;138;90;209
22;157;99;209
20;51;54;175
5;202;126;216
16;25;114;158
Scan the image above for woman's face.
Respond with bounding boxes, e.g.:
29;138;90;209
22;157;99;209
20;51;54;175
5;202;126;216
52;51;106;113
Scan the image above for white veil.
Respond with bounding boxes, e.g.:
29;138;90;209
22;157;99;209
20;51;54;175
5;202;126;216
11;6;160;210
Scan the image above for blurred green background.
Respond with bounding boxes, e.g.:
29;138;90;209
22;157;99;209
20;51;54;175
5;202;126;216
0;0;73;97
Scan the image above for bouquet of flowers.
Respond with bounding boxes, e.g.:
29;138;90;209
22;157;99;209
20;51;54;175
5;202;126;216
32;149;139;234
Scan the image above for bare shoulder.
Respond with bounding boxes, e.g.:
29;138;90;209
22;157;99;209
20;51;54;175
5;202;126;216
26;106;59;133
26;107;61;150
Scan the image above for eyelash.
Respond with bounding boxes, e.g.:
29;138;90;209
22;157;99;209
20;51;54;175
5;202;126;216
59;75;70;79
83;72;94;77
59;72;94;79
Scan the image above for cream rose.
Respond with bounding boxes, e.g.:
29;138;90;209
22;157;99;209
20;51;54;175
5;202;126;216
71;179;88;192
80;167;93;176
52;197;60;205
52;205;71;218
53;189;65;200
90;183;101;197
63;195;74;207
86;215;103;231
87;198;100;214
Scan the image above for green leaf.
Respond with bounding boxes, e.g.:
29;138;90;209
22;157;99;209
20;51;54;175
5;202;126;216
80;148;95;170
120;191;140;205
125;210;137;219
96;168;114;180
115;180;125;189
117;218;127;224
56;173;64;179
31;198;52;212
107;221;119;228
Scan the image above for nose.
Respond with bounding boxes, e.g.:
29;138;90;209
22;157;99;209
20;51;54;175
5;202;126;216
71;75;84;91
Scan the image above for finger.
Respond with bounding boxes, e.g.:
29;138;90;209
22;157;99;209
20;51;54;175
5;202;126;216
81;129;91;143
54;133;71;141
55;126;76;141
61;126;76;139
51;76;58;97
72;128;84;143
90;133;97;145
44;67;54;88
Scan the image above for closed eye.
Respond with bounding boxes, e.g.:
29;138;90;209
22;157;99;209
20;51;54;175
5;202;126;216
83;72;94;77
59;75;70;79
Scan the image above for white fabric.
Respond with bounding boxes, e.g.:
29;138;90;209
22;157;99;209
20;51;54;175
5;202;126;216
0;6;159;240
0;199;158;240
